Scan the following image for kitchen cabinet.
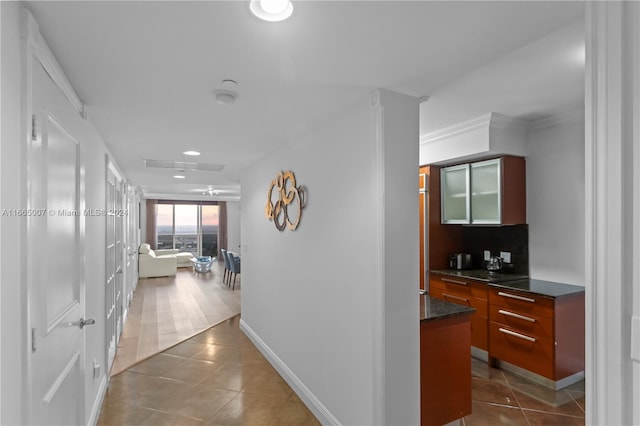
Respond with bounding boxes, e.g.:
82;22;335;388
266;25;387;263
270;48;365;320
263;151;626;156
429;271;585;389
440;163;470;223
488;287;585;386
440;156;526;225
420;296;473;426
429;274;488;351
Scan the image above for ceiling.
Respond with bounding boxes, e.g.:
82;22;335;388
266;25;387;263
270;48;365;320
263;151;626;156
25;1;585;201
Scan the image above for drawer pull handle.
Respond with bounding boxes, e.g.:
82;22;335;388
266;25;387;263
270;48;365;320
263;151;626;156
442;293;470;304
498;309;536;323
442;278;468;286
499;327;536;343
498;291;535;303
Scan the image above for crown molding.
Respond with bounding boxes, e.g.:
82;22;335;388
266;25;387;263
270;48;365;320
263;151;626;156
420;112;529;146
21;8;85;118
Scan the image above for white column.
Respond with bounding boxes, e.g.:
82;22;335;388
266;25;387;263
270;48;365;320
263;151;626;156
585;2;640;424
370;89;420;426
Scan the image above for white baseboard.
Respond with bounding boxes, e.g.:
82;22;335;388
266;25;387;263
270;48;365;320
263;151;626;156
239;319;341;426
86;374;108;426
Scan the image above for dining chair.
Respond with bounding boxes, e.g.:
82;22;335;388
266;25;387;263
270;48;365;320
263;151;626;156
227;251;241;290
221;248;231;286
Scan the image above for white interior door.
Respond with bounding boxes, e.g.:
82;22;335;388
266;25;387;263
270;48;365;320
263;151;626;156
105;164;126;372
28;60;88;425
125;185;138;307
105;168;117;371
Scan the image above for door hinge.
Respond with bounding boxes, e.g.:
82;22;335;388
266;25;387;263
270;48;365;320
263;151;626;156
31;327;37;352
31;115;37;141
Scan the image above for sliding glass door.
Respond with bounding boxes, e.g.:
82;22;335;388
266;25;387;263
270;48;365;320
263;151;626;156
201;205;219;257
155;203;219;256
174;204;198;252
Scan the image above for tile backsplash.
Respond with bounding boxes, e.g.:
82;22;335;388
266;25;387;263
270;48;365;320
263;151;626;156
462;224;529;275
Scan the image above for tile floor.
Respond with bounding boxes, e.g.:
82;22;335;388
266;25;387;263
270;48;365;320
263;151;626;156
462;358;585;425
99;315;585;426
98;315;320;426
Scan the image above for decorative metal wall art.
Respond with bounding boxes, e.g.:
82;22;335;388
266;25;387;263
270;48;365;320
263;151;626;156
265;171;306;231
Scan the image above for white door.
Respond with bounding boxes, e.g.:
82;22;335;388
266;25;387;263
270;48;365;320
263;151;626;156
28;60;89;425
125;185;138;307
105;167;118;371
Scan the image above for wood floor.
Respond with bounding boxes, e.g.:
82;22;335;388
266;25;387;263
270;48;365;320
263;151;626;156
110;261;241;376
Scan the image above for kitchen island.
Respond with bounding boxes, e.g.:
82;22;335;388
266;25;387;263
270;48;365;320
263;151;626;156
420;295;475;426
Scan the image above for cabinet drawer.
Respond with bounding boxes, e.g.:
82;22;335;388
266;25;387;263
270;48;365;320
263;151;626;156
430;287;488;317
489;288;554;319
430;276;488;300
489;305;553;341
429;287;489;350
489;321;554;379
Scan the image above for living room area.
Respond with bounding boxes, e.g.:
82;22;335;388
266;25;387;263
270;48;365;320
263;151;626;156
109;262;241;376
108;198;244;374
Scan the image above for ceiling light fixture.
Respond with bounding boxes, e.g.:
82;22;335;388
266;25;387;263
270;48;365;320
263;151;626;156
183;150;200;156
249;0;293;22
213;90;238;105
173;174;186;179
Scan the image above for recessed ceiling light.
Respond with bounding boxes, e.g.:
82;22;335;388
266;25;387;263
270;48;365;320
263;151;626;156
249;0;293;22
173;175;186;179
183;150;200;156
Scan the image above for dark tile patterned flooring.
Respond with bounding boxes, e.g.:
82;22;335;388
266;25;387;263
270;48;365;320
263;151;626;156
98;315;320;426
463;357;585;425
99;315;584;425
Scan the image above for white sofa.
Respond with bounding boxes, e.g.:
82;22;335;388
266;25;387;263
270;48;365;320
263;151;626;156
138;243;194;278
152;247;194;268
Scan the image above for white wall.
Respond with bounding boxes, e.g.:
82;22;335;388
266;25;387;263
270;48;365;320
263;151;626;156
526;112;585;285
1;3;26;423
0;6;124;423
240;89;419;425
226;201;241;253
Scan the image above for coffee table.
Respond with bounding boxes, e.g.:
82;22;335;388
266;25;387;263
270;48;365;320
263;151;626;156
191;256;213;273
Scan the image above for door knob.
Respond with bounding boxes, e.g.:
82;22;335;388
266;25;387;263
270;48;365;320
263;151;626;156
79;318;96;329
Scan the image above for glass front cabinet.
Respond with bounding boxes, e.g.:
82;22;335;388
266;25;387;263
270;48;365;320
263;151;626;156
440;163;470;224
440;156;526;225
470;159;501;224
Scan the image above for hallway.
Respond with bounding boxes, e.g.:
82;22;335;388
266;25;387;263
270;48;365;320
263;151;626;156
98;315;320;425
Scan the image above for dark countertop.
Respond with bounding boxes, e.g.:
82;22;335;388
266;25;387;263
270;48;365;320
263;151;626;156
430;269;529;283
420;295;475;322
490;278;585;299
429;269;585;299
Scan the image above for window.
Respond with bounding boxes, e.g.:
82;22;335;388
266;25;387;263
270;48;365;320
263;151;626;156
154;203;219;256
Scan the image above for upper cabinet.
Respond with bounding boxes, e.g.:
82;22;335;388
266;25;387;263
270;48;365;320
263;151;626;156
441;164;470;224
441;156;526;225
